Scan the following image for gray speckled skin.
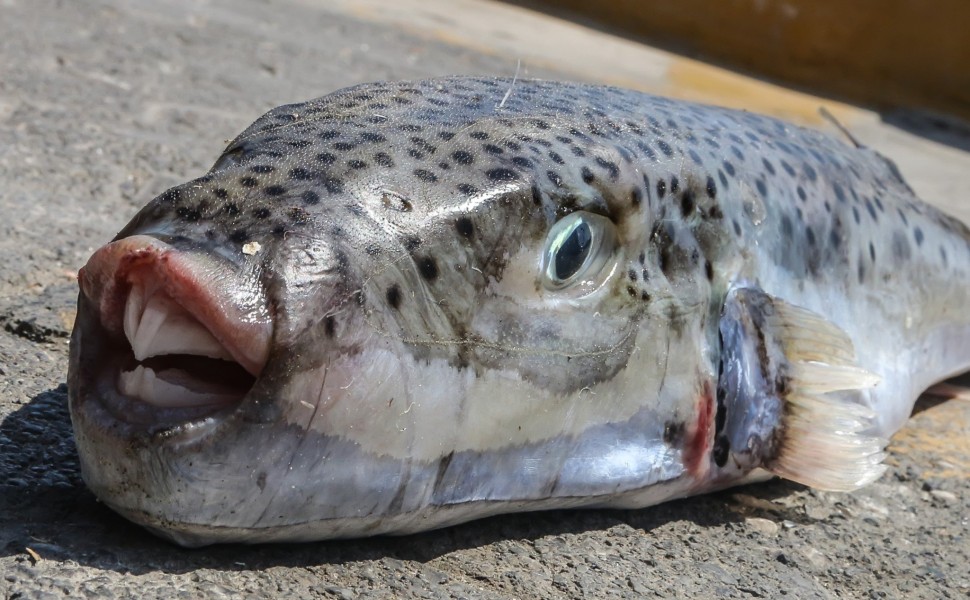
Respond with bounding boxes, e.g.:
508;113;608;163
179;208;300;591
68;77;970;545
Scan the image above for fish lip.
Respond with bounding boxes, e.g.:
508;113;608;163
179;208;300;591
78;234;271;376
69;234;273;437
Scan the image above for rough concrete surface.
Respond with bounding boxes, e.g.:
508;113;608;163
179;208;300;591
0;0;967;598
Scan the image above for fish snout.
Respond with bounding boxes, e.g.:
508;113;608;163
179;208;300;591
74;234;272;415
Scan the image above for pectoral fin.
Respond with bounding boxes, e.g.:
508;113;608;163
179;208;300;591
717;288;887;491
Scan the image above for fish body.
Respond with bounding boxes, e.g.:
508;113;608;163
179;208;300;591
68;77;970;546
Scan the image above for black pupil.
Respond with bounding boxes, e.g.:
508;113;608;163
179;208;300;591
555;220;592;280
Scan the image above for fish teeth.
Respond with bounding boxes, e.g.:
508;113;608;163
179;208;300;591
124;283;233;362
118;365;239;408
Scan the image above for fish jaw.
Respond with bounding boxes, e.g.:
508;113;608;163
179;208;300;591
69;233;272;432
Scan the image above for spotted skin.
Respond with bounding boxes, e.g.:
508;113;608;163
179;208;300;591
71;77;970;545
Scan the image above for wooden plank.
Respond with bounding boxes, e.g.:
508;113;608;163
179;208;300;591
516;0;970;121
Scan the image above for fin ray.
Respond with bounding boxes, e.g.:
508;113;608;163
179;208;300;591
718;288;888;492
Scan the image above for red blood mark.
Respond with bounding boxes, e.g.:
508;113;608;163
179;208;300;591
684;380;715;478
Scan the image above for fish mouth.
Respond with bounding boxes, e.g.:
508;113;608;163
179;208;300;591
72;234;273;430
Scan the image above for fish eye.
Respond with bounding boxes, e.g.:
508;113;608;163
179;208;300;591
541;211;618;290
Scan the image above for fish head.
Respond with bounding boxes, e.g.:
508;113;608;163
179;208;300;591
69;79;717;545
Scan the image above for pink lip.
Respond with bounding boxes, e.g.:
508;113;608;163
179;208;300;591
78;234;272;377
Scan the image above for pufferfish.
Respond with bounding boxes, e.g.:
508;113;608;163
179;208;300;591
68;77;970;546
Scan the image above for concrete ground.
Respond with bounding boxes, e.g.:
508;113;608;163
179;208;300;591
0;0;967;598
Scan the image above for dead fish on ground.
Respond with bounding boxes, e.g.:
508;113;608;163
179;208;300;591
68;77;970;546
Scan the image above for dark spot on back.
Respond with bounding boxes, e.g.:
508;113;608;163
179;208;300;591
865;199;878;221
780;215;793;239
324;177;344;194
705;176;717;199
386;285;402;309
452;150;474;165
680;190;695;217
485;168;519;182
833;183;846;203
360;132;386;143
755;179;767;197
300;190;320;205
176;206;201;222
455;217;475;239
414;169;438;183
417;256;439;281
595;157;619;179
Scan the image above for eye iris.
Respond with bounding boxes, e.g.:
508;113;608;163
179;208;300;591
554;220;592;281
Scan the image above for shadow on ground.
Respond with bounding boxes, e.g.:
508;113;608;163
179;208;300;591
881;109;970;153
0;385;805;574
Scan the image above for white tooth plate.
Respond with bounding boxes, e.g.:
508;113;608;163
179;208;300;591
124;283;233;362
118;365;240;408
